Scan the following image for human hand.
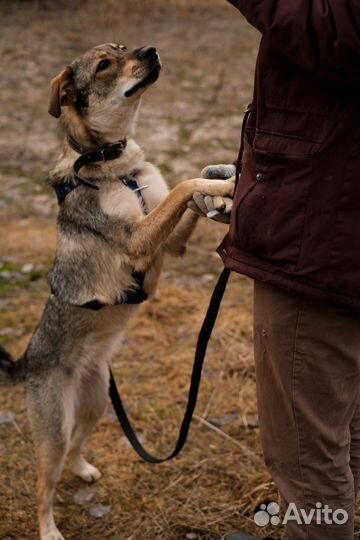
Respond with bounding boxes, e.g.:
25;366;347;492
187;164;235;223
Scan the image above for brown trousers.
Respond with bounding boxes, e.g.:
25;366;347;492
253;281;360;540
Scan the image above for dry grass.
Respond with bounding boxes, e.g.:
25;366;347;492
1;220;280;540
1;1;359;540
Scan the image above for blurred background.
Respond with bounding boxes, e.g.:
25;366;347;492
0;1;284;539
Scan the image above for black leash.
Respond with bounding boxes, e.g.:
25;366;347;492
109;267;231;463
109;105;252;463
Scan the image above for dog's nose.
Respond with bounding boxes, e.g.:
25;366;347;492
136;46;157;60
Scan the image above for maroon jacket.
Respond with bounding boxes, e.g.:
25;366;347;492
219;0;360;309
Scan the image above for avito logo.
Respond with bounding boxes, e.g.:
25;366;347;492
254;502;348;527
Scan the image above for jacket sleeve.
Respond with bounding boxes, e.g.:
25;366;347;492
226;0;360;84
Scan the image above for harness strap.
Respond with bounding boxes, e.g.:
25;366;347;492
109;267;231;463
78;271;147;310
54;181;80;205
122;173;148;215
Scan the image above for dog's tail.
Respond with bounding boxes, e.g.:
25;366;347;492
0;345;27;384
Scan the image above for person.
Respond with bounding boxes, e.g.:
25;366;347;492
189;2;360;539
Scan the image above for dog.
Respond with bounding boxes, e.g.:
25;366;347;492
0;43;234;540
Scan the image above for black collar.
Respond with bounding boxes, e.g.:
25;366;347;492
68;135;127;157
69;135;127;190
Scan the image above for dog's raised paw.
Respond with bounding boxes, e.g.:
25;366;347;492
72;458;102;483
41;527;65;540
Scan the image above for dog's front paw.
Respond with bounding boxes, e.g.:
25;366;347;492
72;458;102;482
187;194;233;223
219;177;235;197
41;527;65;540
204;177;235;198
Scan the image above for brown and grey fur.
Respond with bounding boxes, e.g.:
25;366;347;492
0;43;234;540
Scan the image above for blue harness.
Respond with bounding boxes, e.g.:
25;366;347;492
53;171;147;209
53;139;148;309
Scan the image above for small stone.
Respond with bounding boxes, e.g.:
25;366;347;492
186;534;199;540
0;412;15;425
209;411;239;427
0;270;23;282
89;504;112;518
247;416;259;429
21;263;35;273
73;486;97;506
201;273;215;283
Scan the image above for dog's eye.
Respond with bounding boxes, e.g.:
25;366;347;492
97;59;111;72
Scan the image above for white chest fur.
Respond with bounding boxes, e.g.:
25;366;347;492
99;140;169;221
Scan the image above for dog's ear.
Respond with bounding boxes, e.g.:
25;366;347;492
48;66;74;118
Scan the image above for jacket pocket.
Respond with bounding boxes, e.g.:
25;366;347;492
230;132;313;271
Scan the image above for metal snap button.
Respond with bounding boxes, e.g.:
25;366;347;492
256;172;263;182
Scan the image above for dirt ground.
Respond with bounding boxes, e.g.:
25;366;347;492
0;2;358;540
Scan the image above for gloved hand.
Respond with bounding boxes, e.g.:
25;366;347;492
187;164;235;223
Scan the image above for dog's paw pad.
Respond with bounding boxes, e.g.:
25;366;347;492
41;528;65;540
73;460;101;482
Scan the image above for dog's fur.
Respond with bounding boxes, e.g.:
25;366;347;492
0;43;233;540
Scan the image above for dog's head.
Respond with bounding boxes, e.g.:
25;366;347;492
49;43;161;143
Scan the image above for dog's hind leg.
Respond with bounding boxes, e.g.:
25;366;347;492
36;439;68;540
68;363;108;482
28;377;74;540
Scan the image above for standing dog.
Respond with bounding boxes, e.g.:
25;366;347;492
0;43;234;540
